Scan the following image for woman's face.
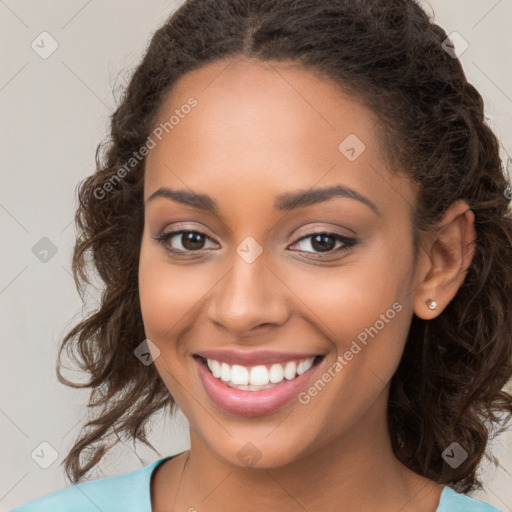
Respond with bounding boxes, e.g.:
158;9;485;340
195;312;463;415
139;58;423;468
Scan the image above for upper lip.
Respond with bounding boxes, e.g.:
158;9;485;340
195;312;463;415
194;349;323;366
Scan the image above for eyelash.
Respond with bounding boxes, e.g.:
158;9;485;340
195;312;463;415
153;228;357;259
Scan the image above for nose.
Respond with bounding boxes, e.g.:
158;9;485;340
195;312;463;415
206;251;290;338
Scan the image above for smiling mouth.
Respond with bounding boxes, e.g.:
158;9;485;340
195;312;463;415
194;354;324;391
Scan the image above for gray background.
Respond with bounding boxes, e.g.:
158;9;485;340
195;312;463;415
1;1;511;510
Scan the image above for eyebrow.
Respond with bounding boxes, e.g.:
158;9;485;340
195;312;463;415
145;184;380;216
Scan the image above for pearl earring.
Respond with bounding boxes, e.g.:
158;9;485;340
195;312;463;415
425;298;437;310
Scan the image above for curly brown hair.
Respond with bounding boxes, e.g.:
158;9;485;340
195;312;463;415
57;0;512;492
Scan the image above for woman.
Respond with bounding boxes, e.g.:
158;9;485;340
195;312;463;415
10;0;512;511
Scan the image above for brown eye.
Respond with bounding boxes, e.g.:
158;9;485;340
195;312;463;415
290;231;357;256
154;229;218;254
310;234;337;252
180;232;206;251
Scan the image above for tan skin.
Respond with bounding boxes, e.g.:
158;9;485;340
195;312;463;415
138;58;476;512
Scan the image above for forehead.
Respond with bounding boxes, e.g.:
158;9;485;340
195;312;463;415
144;57;415;215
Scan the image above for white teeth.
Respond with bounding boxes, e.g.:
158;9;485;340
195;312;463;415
231;365;249;385
250;365;269;386
205;356;317;390
208;359;221;378
269;363;284;383
220;362;231;382
297;357;315;375
284;361;296;380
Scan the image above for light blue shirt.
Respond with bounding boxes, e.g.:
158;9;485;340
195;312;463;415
9;455;504;511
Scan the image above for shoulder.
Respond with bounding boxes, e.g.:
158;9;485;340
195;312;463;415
438;486;505;512
7;457;171;512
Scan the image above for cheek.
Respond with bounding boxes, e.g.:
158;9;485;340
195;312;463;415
334;237;414;383
138;241;197;406
138;239;207;341
284;235;413;377
281;250;409;339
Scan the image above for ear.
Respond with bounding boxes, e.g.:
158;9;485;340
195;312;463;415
413;200;477;320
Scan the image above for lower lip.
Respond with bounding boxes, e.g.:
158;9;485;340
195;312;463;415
195;357;320;416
